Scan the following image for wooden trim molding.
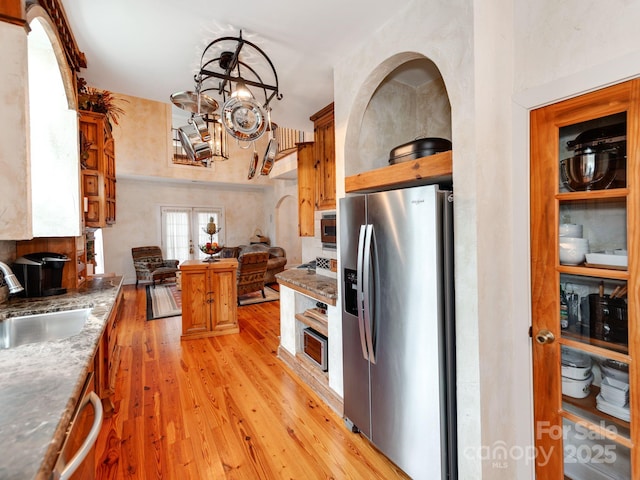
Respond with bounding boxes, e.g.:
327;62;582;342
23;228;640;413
30;0;86;71
345;149;452;193
0;0;26;26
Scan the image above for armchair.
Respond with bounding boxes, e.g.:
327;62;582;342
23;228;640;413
131;246;179;287
236;251;269;305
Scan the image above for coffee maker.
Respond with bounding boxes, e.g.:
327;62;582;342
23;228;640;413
13;252;69;297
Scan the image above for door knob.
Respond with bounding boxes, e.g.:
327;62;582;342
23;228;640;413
535;329;555;345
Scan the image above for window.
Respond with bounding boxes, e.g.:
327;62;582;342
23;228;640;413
161;206;225;262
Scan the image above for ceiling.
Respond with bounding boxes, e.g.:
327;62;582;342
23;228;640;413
60;0;414;131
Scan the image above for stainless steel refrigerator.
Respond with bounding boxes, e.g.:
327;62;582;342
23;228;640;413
339;184;456;479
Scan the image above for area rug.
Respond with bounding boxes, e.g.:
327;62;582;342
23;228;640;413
238;285;280;306
146;283;181;320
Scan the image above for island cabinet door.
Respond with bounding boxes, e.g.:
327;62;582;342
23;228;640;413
212;267;239;334
181;268;212;336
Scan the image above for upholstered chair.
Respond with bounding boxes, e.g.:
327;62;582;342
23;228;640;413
236;251;270;304
131;246;179;287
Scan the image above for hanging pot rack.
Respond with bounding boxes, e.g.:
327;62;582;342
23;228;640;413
171;30;282;169
195;30;283;110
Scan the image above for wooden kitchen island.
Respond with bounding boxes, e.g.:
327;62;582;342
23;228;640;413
179;259;238;339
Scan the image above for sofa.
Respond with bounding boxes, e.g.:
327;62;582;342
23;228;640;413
220;244;287;284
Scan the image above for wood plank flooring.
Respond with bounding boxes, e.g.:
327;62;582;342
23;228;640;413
95;284;409;479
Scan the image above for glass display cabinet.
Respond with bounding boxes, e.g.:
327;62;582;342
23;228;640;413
530;79;639;479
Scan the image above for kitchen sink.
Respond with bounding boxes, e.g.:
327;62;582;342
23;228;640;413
0;308;91;349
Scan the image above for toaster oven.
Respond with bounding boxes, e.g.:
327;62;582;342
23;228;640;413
303;328;328;371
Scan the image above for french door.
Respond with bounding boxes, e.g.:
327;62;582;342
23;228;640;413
161;206;224;263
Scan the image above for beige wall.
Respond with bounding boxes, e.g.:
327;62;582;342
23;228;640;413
102;177;270;284
0;21;31;240
113;93;273;187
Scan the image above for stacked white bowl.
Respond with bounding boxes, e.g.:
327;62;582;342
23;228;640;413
559;224;588;265
559;223;583;237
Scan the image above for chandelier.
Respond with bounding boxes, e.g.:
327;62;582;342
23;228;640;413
171;30;282;176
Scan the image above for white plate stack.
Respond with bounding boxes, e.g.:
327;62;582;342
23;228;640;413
597;376;630;421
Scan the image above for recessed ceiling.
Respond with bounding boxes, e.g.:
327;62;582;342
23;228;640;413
60;0;413;131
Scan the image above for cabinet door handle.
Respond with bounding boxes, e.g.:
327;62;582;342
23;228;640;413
58;392;103;480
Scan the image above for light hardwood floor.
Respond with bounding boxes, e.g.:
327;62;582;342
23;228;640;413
95;284;409;479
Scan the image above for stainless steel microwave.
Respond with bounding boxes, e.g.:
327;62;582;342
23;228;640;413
303;328;328;371
320;215;336;247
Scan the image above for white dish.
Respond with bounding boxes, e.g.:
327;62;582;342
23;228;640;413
596;393;630;421
559;223;583;237
600;378;629;406
561;347;592;379
562;373;593;399
585;252;628;267
600;359;629;384
559;237;589;265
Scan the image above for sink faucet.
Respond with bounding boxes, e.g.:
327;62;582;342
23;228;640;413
0;262;24;294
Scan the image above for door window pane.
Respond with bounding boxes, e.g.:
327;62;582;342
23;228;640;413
161;206;224;262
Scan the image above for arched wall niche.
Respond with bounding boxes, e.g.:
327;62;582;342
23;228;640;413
345;53;451;177
26;5;77;110
26;5;82;237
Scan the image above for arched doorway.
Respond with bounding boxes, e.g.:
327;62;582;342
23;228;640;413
275;194;301;265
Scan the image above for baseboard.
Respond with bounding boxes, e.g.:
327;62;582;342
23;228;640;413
277;345;344;416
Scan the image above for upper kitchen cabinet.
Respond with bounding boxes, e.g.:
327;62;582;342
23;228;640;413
311;103;336;210
344;56;452;192
80;111;116;227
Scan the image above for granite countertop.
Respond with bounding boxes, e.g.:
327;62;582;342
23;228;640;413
275;268;338;305
0;276;123;480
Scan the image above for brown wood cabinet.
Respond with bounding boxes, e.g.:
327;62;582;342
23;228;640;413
530;79;639;478
310;103;336;210
80;111;116;227
94;285;123;417
16;236;87;289
297;142;316;237
180;259;238;339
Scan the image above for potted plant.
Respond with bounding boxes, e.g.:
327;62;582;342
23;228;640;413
77;77;127;128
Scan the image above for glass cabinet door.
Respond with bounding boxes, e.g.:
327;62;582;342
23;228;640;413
531;79;639;479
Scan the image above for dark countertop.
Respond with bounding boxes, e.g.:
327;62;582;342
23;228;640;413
275;268;338;305
0;276;123;480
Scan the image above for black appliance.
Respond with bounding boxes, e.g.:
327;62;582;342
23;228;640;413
320;214;336;248
13;252;69;297
388;137;452;164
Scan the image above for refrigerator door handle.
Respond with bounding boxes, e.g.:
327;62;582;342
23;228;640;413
356;224;369;360
362;224;377;364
